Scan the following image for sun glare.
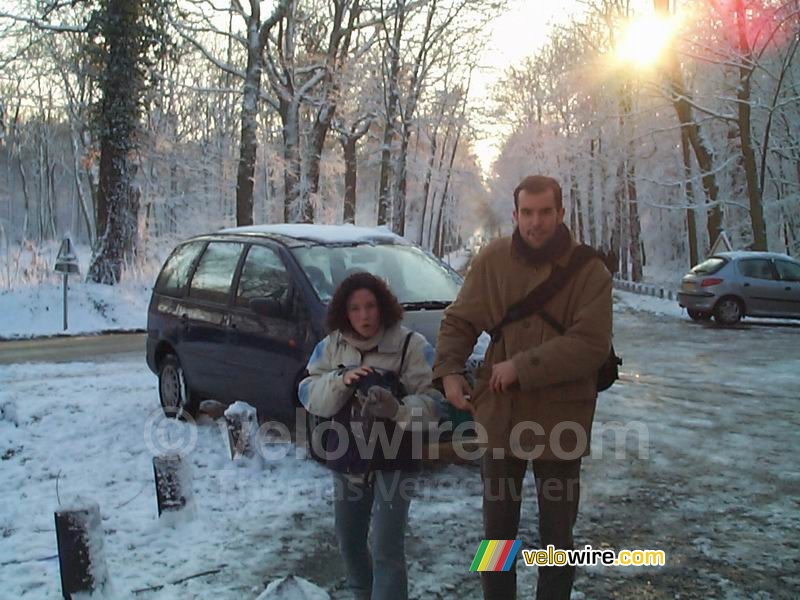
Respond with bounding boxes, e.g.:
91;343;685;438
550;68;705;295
616;14;678;68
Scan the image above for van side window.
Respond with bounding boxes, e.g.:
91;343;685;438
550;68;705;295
154;241;206;297
188;242;244;304
236;245;291;308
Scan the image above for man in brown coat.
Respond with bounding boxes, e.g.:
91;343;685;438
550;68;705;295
433;175;612;600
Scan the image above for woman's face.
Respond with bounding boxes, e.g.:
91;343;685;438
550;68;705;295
346;288;381;339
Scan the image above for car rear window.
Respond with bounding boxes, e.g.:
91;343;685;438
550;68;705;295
691;257;726;275
154;241;206;297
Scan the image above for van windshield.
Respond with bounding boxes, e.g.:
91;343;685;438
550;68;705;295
291;243;462;304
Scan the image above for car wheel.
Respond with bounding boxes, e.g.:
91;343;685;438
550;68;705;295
158;354;199;419
687;309;712;321
713;297;744;326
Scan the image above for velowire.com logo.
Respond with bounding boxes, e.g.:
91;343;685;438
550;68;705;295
469;540;522;572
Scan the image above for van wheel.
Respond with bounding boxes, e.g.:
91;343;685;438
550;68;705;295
158;354;199;419
713;297;744;326
687;309;711;321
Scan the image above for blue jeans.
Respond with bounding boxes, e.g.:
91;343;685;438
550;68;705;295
332;470;414;600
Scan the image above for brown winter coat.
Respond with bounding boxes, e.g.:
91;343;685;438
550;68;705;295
432;233;613;461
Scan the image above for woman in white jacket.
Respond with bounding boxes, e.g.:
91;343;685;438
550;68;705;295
299;272;440;600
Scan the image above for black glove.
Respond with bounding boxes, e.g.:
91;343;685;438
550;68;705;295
361;386;400;419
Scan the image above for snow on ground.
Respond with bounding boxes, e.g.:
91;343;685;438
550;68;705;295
2;310;798;599
0;280;151;339
613;289;686;319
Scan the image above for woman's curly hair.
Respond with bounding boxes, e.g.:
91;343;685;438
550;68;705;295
327;271;404;334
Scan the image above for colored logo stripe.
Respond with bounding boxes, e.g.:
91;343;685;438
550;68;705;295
486;540;506;570
470;540;521;572
500;541;521;571
470;540;490;571
478;540;498;571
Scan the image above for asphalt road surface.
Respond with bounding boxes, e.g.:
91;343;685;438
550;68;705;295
0;332;145;365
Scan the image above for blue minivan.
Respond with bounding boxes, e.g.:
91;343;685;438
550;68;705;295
146;224;485;423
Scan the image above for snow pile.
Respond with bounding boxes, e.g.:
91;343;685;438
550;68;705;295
256;575;330;600
223;401;262;468
613;289;685;319
1;399;19;427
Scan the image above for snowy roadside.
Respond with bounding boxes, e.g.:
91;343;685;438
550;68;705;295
0;280;151;339
0;240;165;340
0;274;687;340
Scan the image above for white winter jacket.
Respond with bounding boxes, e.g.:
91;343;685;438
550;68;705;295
298;324;440;430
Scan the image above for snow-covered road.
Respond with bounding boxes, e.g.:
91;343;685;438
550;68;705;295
1;304;798;599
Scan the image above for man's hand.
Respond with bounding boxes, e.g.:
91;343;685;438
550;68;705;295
343;366;373;387
442;373;474;414
361;386;400;419
490;359;518;393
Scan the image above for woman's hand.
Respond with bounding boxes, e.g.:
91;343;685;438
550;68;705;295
343;366;373;387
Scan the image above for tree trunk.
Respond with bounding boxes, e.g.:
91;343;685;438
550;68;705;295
377;0;405;226
307;0;360;201
627;158;642;281
89;0;143;284
69;125;95;245
17;159;31;240
615;160;628;280
587;138;597;247
420;124;439;245
658;0;722;252
281;99;304;222
681;126;699;267
391;122;410;234
235;8;263;227
342;137;357;224
734;0;767;250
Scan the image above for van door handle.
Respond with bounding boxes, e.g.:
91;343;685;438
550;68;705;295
743;283;750;287
180;314;190;332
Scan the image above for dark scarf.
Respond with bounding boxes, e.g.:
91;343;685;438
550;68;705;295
512;223;572;265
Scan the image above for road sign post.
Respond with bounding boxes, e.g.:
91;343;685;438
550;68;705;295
54;234;80;331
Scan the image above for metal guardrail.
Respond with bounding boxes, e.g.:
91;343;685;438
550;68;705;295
613;277;676;301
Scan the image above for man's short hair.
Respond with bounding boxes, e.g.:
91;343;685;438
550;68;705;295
513;175;563;211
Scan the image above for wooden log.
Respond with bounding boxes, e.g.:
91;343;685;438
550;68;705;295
54;501;109;599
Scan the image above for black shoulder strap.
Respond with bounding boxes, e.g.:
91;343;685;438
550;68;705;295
488;245;600;342
397;331;414;374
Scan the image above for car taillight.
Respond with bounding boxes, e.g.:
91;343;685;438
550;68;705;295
701;278;723;287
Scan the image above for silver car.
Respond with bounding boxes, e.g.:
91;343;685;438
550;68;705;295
677;251;800;325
